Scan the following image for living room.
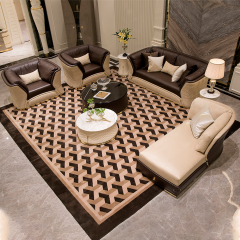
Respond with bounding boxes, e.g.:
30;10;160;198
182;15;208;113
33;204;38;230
0;0;240;240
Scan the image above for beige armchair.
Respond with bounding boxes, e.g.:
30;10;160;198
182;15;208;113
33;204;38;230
137;98;235;197
58;45;110;89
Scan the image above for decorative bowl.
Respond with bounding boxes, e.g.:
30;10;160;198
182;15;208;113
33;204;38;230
97;77;110;90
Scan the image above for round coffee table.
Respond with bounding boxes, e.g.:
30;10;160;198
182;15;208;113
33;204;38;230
81;81;128;114
76;109;118;145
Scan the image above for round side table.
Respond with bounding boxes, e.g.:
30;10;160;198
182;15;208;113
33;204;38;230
76;109;118;145
117;54;129;77
200;88;220;101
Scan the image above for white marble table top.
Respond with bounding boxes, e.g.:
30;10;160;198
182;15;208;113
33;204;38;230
76;109;117;132
200;88;220;99
117;54;128;60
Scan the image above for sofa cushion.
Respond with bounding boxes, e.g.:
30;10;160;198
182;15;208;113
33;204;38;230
162;49;179;65
139;120;206;186
190;106;214;139
147;56;164;72
135;69;181;97
74;53;91;65
83;63;103;79
161;61;179;76
142;51;158;69
196;111;232;153
19;69;41;85
172;63;187;82
27;80;54;99
178;65;197;88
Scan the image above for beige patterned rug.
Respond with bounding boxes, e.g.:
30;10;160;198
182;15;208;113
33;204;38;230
2;70;188;238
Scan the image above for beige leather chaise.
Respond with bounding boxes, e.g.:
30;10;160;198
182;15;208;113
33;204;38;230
137;98;235;197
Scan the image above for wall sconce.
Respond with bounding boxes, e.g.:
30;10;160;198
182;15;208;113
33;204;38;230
205;59;225;93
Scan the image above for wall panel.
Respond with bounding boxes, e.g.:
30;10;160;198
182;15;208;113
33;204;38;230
167;0;240;85
114;0;155;55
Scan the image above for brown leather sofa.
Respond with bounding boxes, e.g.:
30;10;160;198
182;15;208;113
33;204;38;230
2;58;64;110
58;45;110;88
137;98;235;197
127;47;208;108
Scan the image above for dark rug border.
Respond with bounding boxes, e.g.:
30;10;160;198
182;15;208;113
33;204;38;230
0;103;162;240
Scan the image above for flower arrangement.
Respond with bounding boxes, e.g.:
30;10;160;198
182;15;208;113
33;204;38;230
114;28;132;56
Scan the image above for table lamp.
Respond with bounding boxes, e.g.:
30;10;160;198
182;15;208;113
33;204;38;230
205;58;225;93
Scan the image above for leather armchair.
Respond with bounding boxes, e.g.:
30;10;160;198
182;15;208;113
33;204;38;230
2;58;64;110
137;98;235;197
58;45;110;89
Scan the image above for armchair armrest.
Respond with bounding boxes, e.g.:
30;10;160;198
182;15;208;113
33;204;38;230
2;69;28;93
38;59;60;84
59;52;85;74
88;45;110;67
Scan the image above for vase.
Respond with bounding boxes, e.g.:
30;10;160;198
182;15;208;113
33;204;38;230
122;44;128;57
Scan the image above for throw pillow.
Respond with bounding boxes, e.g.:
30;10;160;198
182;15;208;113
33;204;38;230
147;56;164;72
19;69;41;85
178;65;197;88
74;53;91;65
172;63;187;82
161;61;179;76
190;105;214;139
141;52;158;69
195;111;232;153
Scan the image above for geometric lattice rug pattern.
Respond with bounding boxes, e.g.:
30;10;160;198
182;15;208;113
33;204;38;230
2;70;188;238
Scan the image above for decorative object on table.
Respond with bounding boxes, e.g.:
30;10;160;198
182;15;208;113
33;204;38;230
114;28;132;57
83;98;109;122
81;81;128;114
93;91;111;100
90;82;97;91
97;77;110;90
205;58;225;93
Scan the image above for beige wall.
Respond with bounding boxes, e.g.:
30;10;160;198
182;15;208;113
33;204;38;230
98;0;166;58
98;0;118;57
14;0;24;21
0;0;23;45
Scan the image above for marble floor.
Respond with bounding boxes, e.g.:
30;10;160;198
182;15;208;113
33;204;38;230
0;58;240;240
0;41;34;66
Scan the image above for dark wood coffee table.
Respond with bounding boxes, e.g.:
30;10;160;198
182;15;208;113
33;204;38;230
81;81;128;114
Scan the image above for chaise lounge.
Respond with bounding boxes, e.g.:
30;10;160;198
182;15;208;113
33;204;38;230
137;97;235;197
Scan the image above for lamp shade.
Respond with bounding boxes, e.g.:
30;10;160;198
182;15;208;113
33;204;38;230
205;58;225;79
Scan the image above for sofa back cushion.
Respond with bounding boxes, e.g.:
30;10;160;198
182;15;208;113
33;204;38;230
128;47;152;72
62;45;89;59
196;111;232;153
188;98;230;120
8;58;39;76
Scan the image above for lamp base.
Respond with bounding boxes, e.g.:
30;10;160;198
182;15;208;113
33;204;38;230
122;53;128;57
207;89;215;94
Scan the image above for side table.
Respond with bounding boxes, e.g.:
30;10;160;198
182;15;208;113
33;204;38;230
76;109;118;145
200;88;220;101
117;54;129;77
